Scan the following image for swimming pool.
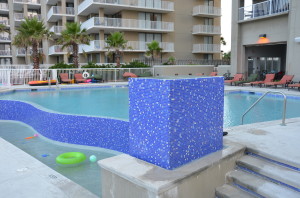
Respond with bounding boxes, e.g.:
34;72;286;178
1;88;300;127
0;120;118;197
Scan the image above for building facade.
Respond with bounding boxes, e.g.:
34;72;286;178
0;0;221;65
231;0;300;81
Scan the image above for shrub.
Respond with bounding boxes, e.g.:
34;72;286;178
49;62;75;69
121;61;150;68
81;62;116;68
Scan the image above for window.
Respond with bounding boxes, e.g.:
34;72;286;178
204;54;213;60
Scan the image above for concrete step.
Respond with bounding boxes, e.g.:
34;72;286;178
227;170;300;198
215;184;256;198
237;155;300;190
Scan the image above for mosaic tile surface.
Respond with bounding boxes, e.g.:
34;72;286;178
0;100;129;153
129;77;224;170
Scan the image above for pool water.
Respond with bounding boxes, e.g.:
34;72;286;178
1;88;300;127
0;121;117;197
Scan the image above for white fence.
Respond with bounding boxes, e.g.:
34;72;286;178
0;68;154;86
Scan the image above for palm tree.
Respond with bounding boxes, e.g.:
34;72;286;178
13;18;52;69
12;34;31;64
57;22;91;68
145;40;163;61
105;32;129;67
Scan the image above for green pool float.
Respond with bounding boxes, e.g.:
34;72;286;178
56;152;86;165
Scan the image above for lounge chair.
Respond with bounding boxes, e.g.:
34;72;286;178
74;73;86;83
250;74;275;87
288;82;300;91
234;73;258;86
88;74;103;83
224;74;243;85
210;72;218;76
264;75;294;88
59;73;72;84
123;72;138;78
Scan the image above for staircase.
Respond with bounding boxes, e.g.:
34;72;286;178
216;151;300;198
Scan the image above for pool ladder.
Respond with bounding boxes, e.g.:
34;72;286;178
241;91;287;126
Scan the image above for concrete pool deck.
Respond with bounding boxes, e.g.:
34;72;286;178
0;84;300;197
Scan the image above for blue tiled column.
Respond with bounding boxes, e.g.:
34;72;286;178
129;77;224;170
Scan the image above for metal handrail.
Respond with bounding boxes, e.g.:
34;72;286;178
241;91;287;126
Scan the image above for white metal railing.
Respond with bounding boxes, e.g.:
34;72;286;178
49;26;65;34
78;0;174;14
0;33;11;41
15;13;42;21
192;25;221;35
192;44;221;53
16;48;43;56
0;50;12;56
79;40;174;53
239;0;289;21
0;3;8;10
13;0;41;4
0;20;9;26
47;6;75;19
81;17;174;32
0;68;154;86
193;5;221;16
49;45;73;55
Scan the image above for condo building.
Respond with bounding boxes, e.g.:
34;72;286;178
231;0;300;81
0;0;221;65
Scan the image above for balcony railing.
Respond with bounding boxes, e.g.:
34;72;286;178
14;13;42;21
0;20;9;26
0;34;11;42
78;0;174;15
239;0;289;21
0;3;9;10
192;44;221;53
192;25;221;35
0;50;12;56
49;45;72;55
13;0;41;4
16;48;43;56
79;40;174;53
49;26;65;34
81;17;174;32
47;6;75;22
193;5;221;17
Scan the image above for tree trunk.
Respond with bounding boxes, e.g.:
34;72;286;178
73;44;79;68
116;50;120;68
32;41;39;69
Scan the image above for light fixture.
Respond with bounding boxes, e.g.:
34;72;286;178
295;37;300;43
259;34;267;38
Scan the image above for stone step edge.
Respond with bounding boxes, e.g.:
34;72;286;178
215;184;258;198
246;149;300;172
236;166;300;193
228;170;300;198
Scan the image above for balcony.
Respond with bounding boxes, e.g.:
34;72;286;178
192;44;221;53
239;0;289;22
0;20;10;27
78;0;174;16
13;0;41;11
49;26;65;36
47;6;75;22
14;13;42;26
0;3;9;14
0;34;11;43
16;47;43;57
0;50;12;57
79;40;174;53
192;25;221;35
49;45;72;55
81;17;174;33
193;5;221;18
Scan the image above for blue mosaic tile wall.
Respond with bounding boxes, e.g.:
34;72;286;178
0;100;129;153
129;77;224;170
